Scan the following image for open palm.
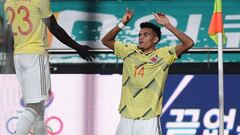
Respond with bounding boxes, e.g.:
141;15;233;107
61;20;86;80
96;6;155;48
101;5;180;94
153;13;170;26
121;8;134;25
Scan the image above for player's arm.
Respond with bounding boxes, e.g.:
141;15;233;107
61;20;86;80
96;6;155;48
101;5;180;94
101;8;133;50
153;13;194;57
43;15;95;61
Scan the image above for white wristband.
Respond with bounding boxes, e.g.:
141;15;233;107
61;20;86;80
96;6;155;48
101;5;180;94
117;22;125;29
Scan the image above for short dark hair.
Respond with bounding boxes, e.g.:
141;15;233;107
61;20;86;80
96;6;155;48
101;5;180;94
140;22;161;43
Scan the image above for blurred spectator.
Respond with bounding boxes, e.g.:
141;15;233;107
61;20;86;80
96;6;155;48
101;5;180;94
0;15;14;73
0;16;5;71
0;16;4;48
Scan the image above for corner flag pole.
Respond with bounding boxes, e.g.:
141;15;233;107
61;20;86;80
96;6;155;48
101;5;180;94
208;0;226;134
218;32;224;135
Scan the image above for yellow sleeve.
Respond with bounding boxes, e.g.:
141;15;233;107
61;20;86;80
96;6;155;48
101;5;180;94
161;46;178;65
114;41;137;59
38;0;53;18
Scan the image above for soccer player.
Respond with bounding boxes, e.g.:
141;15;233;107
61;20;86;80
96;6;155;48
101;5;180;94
4;0;95;134
101;9;194;135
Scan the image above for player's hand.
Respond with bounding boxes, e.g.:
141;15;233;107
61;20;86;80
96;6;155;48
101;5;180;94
153;12;170;26
121;8;134;25
75;45;95;61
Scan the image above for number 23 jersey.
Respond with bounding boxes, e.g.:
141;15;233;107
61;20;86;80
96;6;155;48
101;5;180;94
4;0;53;54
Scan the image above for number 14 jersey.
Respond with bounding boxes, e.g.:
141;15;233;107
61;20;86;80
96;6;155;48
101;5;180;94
114;41;178;120
4;0;53;54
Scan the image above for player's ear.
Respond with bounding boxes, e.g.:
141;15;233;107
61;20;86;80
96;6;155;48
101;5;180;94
153;37;159;44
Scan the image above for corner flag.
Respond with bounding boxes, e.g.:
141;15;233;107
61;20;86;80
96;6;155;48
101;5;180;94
208;0;227;45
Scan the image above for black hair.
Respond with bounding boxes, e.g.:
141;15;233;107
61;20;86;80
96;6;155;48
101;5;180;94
140;22;161;43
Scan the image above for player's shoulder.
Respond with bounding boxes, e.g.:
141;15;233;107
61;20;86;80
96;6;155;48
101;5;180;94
156;45;176;55
116;41;138;49
32;0;41;6
158;45;175;51
21;0;42;7
157;45;169;51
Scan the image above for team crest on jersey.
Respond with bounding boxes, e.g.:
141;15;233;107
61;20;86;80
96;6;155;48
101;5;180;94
150;56;159;64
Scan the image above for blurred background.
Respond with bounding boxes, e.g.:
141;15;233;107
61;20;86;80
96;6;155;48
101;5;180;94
1;0;240;135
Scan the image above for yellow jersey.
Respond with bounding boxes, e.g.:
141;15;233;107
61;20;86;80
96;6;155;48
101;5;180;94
4;0;53;54
114;41;178;120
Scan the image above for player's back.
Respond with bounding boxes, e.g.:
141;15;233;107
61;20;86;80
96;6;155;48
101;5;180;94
4;0;53;54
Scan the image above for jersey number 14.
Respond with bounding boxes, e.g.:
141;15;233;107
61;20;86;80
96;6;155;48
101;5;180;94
134;65;144;78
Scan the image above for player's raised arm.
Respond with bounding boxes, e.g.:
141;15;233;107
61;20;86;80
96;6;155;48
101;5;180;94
43;15;95;61
101;8;133;50
153;12;194;57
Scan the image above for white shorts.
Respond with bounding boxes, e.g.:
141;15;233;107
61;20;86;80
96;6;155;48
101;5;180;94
115;117;162;135
14;54;51;104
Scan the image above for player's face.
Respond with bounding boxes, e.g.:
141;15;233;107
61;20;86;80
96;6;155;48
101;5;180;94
138;28;158;53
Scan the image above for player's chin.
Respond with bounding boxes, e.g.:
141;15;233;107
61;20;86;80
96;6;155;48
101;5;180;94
138;45;145;50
